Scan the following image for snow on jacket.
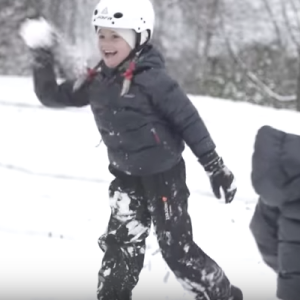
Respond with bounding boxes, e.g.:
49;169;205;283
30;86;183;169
33;45;215;175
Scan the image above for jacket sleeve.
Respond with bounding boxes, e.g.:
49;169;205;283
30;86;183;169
249;197;279;272
151;74;215;159
277;203;300;300
32;50;89;108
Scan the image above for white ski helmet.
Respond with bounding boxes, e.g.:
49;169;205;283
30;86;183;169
92;0;155;44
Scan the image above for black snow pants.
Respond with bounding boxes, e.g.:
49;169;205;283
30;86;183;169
97;159;233;300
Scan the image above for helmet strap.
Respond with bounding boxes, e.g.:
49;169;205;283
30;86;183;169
117;29;150;71
135;32;141;49
119;33;150;96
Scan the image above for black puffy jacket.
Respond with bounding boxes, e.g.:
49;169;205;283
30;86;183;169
33;45;215;175
250;125;300;300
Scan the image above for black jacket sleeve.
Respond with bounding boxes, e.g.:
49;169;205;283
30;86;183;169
32;50;89;108
151;73;216;159
249;197;279;272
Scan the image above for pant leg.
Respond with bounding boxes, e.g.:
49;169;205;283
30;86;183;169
97;168;151;300
249;197;279;272
141;159;233;300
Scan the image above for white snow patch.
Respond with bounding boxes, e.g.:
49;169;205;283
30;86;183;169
103;268;111;277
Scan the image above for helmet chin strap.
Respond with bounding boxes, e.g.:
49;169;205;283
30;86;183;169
119;30;151;96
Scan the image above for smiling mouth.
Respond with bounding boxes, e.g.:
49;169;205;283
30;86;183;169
103;50;117;58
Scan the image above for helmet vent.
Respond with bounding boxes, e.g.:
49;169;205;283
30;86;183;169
114;12;123;18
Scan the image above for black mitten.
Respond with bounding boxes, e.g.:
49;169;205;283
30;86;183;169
199;151;237;204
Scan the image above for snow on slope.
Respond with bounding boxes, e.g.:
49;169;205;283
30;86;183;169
2;76;300;300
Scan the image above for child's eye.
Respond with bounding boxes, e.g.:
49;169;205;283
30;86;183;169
99;35;105;39
112;35;120;39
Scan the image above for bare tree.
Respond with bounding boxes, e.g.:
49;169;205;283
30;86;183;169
0;0;46;74
176;0;222;93
261;0;284;49
217;0;300;110
280;0;300;111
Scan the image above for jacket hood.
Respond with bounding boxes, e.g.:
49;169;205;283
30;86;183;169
252;125;300;206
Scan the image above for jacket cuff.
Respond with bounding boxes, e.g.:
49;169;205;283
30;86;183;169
198;150;220;168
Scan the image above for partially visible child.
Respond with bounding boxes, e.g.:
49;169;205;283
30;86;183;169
251;125;300;300
20;0;242;299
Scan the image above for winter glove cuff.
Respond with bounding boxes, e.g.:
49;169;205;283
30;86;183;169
198;150;220;173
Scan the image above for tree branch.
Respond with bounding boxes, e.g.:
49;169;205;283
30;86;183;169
261;0;283;48
281;0;300;50
288;0;300;34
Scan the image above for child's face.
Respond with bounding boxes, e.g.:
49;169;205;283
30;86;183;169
98;28;132;68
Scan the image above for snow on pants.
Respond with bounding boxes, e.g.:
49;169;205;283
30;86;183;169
97;159;232;300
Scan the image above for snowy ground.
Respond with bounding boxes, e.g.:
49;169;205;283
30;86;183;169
2;76;300;300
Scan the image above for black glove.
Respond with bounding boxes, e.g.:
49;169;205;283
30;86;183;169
199;151;237;204
30;48;54;68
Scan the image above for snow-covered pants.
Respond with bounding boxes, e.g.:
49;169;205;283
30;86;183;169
97;159;232;300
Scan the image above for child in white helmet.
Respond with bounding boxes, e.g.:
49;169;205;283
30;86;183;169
20;0;242;299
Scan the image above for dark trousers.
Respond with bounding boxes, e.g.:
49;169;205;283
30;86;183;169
97;159;232;300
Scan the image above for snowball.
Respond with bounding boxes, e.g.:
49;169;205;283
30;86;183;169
19;18;55;49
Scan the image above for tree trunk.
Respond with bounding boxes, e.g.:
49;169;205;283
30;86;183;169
296;53;300;111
